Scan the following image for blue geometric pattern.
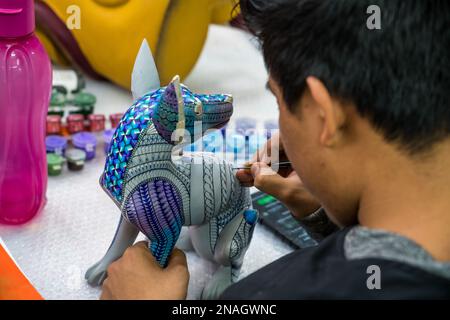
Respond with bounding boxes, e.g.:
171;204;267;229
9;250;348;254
124;179;183;267
102;89;163;201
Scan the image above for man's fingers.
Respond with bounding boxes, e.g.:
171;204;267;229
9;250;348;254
100;279;112;300
134;241;149;249
167;248;188;270
251;162;290;200
236;169;254;185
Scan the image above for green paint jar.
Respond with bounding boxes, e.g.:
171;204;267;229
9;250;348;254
73;92;96;107
66;149;87;171
47;154;65;176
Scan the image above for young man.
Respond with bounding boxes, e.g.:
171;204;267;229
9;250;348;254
100;0;450;299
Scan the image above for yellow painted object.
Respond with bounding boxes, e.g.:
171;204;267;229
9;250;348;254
36;0;238;89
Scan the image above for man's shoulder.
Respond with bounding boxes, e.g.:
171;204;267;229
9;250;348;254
221;228;450;300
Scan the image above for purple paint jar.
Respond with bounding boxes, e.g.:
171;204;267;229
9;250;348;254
72;132;97;160
264;120;279;139
103;129;115;155
235;117;256;136
46;135;68;156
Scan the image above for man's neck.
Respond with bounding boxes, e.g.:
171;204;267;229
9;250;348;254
358;141;450;262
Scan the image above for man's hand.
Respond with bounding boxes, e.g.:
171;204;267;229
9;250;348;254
236;132;320;219
100;242;189;300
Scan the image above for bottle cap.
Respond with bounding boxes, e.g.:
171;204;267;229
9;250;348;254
72;132;97;149
264;120;278;131
73;92;96;107
235;117;256;136
0;0;35;38
46;135;68;155
47;153;64;165
66;149;86;162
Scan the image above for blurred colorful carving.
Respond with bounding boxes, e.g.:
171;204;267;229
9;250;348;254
35;0;239;89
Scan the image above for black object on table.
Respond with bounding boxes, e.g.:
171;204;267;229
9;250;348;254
252;191;325;249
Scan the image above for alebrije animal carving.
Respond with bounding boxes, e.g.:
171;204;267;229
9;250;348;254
85;40;258;299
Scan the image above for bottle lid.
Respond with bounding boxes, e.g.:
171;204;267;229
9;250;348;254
67;114;84;123
0;0;35;38
235;117;256;136
103;129;115;142
47;115;62;123
73;92;97;107
66;149;86;162
46;135;68;153
88;114;106;122
73;132;97;149
47;153;65;166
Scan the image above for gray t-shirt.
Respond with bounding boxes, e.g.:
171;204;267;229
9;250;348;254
345;226;450;280
304;208;450;280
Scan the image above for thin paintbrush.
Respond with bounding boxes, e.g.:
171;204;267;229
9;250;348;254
233;161;292;170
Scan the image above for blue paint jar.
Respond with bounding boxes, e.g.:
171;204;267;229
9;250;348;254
72;132;97;160
203;130;224;154
103;129;115;155
46;135;68;156
264;120;279;139
226;133;246;154
248;134;267;155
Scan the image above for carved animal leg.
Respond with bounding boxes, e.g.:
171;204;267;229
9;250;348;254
85;216;139;286
201;208;258;300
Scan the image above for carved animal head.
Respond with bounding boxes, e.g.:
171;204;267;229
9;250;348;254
152;75;233;145
100;40;234;204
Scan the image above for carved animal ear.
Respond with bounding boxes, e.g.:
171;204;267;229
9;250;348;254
153;75;186;144
131;39;161;100
162;75;186;133
160;75;183;112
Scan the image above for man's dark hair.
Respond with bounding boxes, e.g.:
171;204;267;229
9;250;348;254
240;0;449;153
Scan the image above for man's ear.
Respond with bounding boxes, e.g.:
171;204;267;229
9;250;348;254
306;76;346;146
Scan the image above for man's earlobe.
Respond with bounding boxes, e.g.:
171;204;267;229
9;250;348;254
306;77;345;147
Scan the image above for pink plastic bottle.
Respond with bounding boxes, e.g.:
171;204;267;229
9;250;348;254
0;0;52;224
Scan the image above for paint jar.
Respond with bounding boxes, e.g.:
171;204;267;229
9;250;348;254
73;92;96;108
46;115;62;135
264;120;278;139
66;149;86;171
203;130;224;154
47;153;65;176
103;129;115;155
72;132;97;160
248;134;267;155
50;88;66;107
67;114;85;134
110;113;124;128
235;117;256;136
46;135;67;155
88;114;106;132
226;133;246;154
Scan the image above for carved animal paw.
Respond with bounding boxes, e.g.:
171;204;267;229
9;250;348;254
175;227;195;252
85;261;108;287
201;266;234;300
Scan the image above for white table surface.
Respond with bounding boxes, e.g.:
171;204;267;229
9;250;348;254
0;25;293;300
